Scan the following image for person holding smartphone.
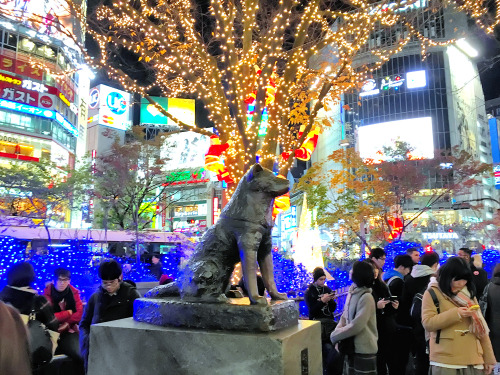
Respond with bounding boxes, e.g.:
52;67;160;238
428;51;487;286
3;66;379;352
365;258;399;375
305;267;340;374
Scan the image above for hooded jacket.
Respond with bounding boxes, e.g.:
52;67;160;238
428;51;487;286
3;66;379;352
422;282;496;366
399;265;435;326
330;284;378;354
383;269;405;298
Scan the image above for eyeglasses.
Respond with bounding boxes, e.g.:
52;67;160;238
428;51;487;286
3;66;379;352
101;279;119;287
57;278;70;282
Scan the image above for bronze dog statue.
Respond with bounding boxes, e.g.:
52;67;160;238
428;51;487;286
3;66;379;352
147;164;290;305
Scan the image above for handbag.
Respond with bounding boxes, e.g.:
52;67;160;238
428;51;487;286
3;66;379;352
338;335;355;355
337;289;368;355
21;302;60;368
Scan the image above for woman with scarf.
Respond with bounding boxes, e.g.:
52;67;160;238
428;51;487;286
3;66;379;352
422;256;496;375
43;268;84;374
330;261;378;375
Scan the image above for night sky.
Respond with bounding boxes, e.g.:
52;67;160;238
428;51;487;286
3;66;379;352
479;35;500;102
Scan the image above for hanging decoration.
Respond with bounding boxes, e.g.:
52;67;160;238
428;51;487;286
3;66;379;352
385;217;404;241
245;64;277;137
272;174;291;220
281;125;321;162
204;135;234;184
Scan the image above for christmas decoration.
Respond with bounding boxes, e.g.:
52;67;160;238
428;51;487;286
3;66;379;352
204;135;234;184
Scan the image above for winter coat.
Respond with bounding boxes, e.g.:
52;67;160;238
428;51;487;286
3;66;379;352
383;269;405;298
305;283;337;320
150;262;163;280
371;279;398;342
470;263;489;298
330;284;378;354
422;283;496;366
43;283;83;333
485;276;500;359
399;265;435;326
79;282;140;370
0;285;58;331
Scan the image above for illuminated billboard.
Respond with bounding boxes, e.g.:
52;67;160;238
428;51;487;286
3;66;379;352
140;97;195;127
358;117;434;162
0;0;83;44
163;132;210;170
87;85;132;131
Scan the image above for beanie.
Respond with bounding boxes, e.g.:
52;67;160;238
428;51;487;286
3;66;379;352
312;267;326;282
98;260;122;281
7;262;35;287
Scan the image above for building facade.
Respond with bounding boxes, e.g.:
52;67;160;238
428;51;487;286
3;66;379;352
0;5;90;227
324;1;497;250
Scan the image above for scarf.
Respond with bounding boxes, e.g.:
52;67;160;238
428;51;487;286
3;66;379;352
450;287;489;339
50;284;76;313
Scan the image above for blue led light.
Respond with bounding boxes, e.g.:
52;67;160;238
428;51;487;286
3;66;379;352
0;99;78;137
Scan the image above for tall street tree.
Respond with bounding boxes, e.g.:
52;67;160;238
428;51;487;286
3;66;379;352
35;0;499;191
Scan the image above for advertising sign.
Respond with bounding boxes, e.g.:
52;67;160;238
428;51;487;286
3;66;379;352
87;85;132;131
0;98;77;136
140;97;195;127
358;117;434;162
0;0;83;44
163;132;210;170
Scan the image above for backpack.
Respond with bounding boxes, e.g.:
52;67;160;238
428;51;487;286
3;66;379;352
20;300;59;369
479;282;491;317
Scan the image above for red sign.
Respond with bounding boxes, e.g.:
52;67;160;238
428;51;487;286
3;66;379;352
39;95;53;108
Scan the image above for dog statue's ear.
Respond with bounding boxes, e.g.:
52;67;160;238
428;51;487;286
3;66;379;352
247;164;263;182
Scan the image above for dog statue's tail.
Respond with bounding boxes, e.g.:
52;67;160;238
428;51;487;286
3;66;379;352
144;281;180;298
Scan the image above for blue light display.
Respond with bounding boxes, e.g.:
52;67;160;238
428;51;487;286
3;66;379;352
0;98;78;137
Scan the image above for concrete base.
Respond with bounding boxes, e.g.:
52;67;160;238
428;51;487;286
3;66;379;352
88;318;321;375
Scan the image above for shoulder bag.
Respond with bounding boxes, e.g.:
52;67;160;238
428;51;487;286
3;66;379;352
338;290;368;355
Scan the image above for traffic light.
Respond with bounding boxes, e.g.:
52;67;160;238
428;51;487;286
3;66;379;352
187;219;195;224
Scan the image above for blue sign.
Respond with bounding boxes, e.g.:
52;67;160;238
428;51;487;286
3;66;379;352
0;99;78;137
89;88;99;109
106;92;127;115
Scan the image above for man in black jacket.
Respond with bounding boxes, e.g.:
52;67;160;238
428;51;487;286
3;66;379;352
80;260;140;372
458;247;489;297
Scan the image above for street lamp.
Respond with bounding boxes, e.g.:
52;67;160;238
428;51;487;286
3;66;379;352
339;138;350;147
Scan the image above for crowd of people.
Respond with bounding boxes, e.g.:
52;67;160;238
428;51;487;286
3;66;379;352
306;247;500;375
0;257;154;374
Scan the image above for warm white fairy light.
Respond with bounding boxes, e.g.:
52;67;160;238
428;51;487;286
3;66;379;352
17;0;496;194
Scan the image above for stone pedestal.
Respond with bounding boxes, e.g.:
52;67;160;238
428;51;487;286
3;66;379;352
134;297;299;332
88;318;321;375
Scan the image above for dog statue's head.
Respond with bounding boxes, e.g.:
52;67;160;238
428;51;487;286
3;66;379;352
244;164;290;198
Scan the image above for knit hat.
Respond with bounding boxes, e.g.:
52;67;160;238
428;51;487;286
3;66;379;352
312;267;326;282
98;260;122;281
7;262;35;287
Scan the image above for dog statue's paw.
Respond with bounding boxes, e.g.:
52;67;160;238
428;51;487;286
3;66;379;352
249;295;268;306
269;291;288;301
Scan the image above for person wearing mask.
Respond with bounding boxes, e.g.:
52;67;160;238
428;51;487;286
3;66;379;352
422;257;496;375
330;261;377;375
43;268;84;373
482;263;500;374
305;267;339;375
150;254;163;280
383;254;413;298
402;251;440;375
369;248;386;271
365;258;399;374
80;260;141;372
0;301;31;375
458;248;489;298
